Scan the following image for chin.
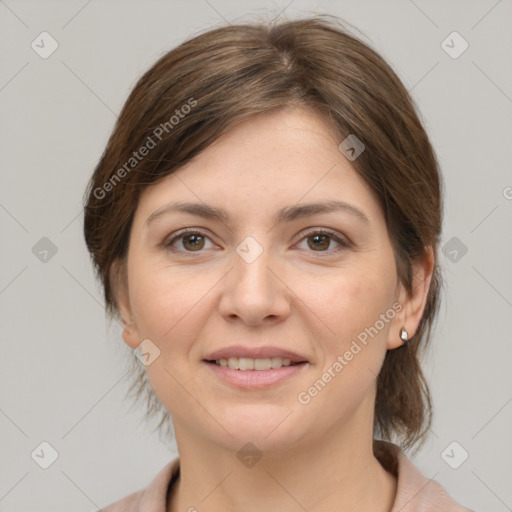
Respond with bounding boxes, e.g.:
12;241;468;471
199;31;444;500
207;402;308;452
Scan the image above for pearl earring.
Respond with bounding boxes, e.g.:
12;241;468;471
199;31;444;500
400;327;408;342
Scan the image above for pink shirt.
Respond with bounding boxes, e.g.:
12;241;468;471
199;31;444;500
100;442;472;511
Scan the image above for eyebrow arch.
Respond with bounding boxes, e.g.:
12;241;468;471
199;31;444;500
145;199;370;227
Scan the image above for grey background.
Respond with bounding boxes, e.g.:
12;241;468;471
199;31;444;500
0;0;511;510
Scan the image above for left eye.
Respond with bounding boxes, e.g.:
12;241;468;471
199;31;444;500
295;230;348;254
164;229;348;255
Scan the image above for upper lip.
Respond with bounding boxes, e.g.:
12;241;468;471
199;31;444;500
204;345;308;363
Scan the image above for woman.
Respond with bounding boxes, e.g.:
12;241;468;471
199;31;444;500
84;15;472;511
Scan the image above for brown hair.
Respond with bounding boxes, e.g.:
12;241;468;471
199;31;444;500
84;15;442;451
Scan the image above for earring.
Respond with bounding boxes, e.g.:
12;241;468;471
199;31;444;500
400;327;408;342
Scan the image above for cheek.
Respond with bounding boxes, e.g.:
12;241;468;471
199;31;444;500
306;263;396;350
127;263;213;422
301;263;397;410
128;257;209;340
294;270;396;419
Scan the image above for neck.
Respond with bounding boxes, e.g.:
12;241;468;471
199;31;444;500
168;415;396;512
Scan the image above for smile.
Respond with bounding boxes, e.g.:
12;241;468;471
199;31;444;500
204;359;308;389
213;356;300;370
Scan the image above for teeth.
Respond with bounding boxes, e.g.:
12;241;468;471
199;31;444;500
217;357;293;370
270;357;284;369
255;358;270;370
239;357;254;370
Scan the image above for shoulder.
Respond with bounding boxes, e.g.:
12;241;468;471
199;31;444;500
375;441;473;512
99;458;179;512
101;489;144;512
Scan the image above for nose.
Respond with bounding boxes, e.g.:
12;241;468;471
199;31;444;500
218;240;291;326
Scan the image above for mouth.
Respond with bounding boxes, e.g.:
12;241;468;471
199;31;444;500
204;345;308;365
202;346;309;388
202;348;309;389
205;356;305;371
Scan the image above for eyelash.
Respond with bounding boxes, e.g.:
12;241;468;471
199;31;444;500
163;228;350;257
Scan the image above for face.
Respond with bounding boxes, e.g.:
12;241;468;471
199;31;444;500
117;107;427;454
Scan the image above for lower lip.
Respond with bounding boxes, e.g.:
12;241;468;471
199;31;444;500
204;361;308;389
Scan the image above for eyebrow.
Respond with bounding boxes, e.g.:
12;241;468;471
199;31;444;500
145;199;370;227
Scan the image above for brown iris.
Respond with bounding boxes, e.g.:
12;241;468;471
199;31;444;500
182;233;205;251
307;234;331;251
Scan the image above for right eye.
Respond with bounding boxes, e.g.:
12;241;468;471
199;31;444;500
164;229;216;254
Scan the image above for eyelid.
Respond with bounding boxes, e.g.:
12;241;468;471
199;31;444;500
295;226;348;242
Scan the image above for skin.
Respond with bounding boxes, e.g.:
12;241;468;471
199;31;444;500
116;106;434;512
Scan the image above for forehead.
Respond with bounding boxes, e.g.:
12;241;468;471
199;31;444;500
183;107;341;181
133;107;384;227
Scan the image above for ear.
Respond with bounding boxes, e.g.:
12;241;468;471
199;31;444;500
110;259;140;349
387;246;435;350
